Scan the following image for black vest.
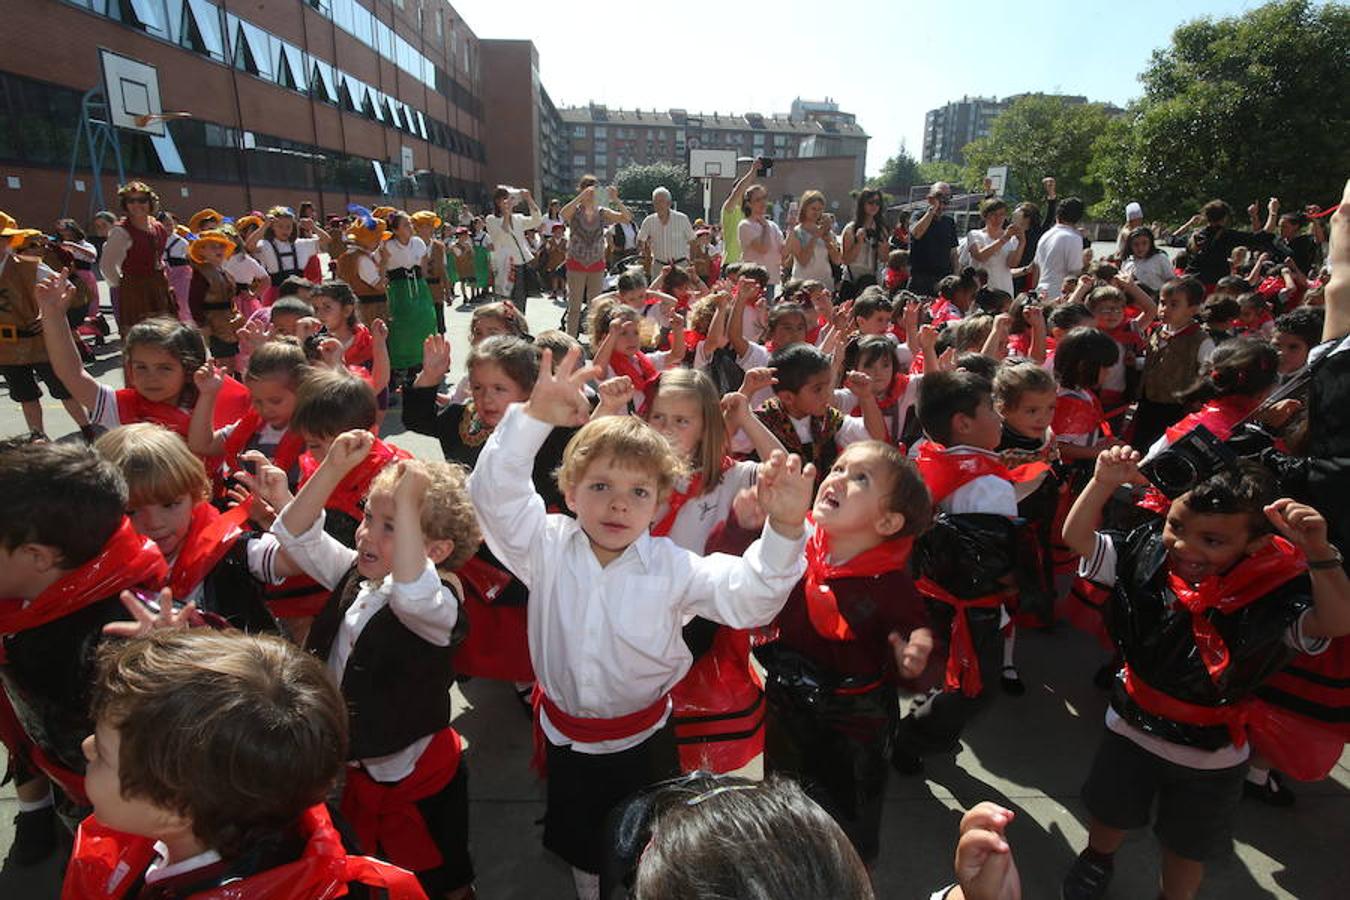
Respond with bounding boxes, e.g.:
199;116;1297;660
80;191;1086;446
306;566;464;760
0;595;127;777
266;238;301;286
1106;523;1312;750
198;534;282;635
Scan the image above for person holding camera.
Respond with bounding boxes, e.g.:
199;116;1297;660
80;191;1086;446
720;157;765;267
785;190;841;291
737;184;786;300
559;175;634;338
486;185;543;308
907;182;960;296
841;189;888;300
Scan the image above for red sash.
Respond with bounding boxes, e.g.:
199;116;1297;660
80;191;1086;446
62;804;426;900
915;576;1007;697
804;524;913;641
166;503;252;600
914;441;1047;505
531;689;670;776
1162;394;1261;446
1122;664;1255;748
341;727;463;873
298;439;412;522
0;519;167;635
114;388;191;438
220;408;305;474
1166;536;1306;681
610;350;659;413
343;324;374;368
928;298;961;327
651;457;735;538
1052;390;1111;440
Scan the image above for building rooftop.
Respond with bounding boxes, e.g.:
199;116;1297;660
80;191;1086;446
559;104;868;138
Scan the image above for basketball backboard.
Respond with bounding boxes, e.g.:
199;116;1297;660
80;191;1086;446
689;149;738;179
986;165;1009;197
99;49;166;136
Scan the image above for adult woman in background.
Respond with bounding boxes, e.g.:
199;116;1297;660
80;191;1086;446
785;189;840;291
736;184;786;299
965;197;1023;295
1119;226;1174;295
486;187;543;307
560;174;633;337
841;189;888;300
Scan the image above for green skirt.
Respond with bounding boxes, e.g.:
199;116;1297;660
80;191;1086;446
473;245;492;286
387;276;437;369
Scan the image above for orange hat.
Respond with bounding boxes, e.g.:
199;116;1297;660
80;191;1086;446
188;208;223;232
187;229;237;265
0;211;42;249
371;206;396;220
174;224;192;238
411;210;442;229
235;214;264;234
343;204;388;247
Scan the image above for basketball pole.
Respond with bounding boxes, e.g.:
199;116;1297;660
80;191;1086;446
62;88;126;222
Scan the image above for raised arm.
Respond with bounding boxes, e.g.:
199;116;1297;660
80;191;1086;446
1263;500;1350;639
99;227;130;284
1324;178;1350;343
368;319;390;394
722;389;785;460
601;186;633;224
1062;446;1141;560
727;287;751;357
187;364;228;456
34;271;101;411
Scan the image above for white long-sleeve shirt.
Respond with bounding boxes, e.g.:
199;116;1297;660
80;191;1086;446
468;404;807;753
272;509;459;781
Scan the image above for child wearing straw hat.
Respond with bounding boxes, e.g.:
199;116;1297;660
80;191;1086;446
335;206;390;326
187;230;245;373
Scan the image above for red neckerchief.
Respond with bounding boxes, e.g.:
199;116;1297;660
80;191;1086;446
220;408;304;473
652;457;736;537
1052;389;1111;440
803;523;913;641
297;439;411;522
0;520;167;635
342;324;374;368
929;298;961;327
1164;394;1261;446
341;727;462;873
1105;321;1146;354
166;503;252;600
684;328;704;355
62;804;425;900
914;442;1014;505
1167;536;1307;682
114;389;191;439
610;351;659;413
853;373;908;415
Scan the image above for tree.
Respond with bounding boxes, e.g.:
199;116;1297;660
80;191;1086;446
867;141;920;194
960;94;1116;205
1091;0;1350;220
916;161;965;190
614;162;698;213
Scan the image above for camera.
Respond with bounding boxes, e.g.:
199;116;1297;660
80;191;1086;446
756;157;774;177
1139;425;1239;498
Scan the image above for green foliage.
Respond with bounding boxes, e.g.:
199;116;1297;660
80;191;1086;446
916;161;965;190
960;95;1116;206
867;142;921;193
614;162;698;211
435;197;464;226
1092;0;1350;220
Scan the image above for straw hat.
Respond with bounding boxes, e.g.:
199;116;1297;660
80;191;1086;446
174;224;192;238
188;208;223;232
411;210;442;229
187;230;237;265
0;211;42;249
235;214;264;234
344;204;388;246
371;206;397;221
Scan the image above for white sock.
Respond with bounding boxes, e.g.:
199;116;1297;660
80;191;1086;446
572;868;600;900
1247;765;1270;786
1002;629;1018;670
17;788;54;813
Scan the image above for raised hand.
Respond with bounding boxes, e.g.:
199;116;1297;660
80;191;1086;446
890;627;933;679
755;450;814;538
236;317;272;353
719;391;751;427
324;429;375;475
233;451;293;515
524;346;601;427
415;333;452;387
594;375;635;414
738;366;777;398
1092;444;1143;488
317;337;344;370
844;369;873;398
1264;498;1333;557
953;803;1021;900
34;269;73;317
371;318;389;343
731;485;767;531
103;589;200;638
1023;304;1045;331
193;362;227;397
295;316;323;341
391;459;430;511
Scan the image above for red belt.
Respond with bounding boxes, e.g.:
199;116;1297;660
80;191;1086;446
531;688;670;776
340;727;462;873
917;577;1007;697
1122;664;1251;748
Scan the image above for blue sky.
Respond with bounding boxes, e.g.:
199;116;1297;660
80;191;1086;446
452;0;1279;176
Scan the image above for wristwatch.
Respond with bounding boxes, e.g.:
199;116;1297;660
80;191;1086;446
1308;548;1344;571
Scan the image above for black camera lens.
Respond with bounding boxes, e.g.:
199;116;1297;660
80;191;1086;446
1147;453;1200;497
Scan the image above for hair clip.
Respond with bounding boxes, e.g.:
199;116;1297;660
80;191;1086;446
683;783;758;807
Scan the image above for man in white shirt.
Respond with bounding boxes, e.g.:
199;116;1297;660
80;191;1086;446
1034;196;1087;299
637;187;695;276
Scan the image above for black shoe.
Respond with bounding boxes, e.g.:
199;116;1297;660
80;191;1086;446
9;805;57;866
1062;850;1113;900
1244;770;1296;807
890;725;925;776
1000;665;1027;697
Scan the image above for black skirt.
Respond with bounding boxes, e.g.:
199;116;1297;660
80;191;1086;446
543;723;679;873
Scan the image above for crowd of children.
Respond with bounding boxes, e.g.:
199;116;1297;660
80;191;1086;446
0;175;1345;900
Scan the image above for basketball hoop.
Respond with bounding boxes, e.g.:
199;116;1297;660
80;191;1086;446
133;111;192;127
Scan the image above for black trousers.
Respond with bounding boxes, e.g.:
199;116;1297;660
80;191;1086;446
897;604;1003;751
